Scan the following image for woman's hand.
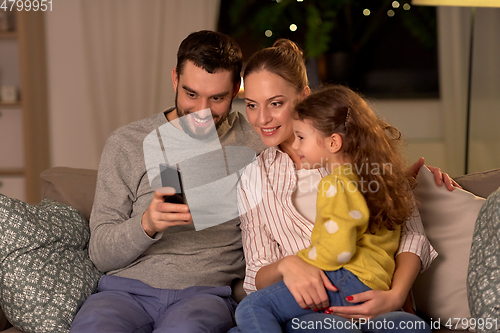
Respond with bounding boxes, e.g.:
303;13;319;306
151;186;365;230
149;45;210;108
325;289;403;320
278;255;337;312
326;252;421;320
407;157;461;191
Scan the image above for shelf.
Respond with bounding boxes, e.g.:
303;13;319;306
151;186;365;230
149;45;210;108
0;168;25;176
0;102;21;108
0;31;17;38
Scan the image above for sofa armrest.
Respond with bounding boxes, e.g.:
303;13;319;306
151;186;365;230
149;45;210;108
0;307;11;331
454;168;500;199
1;328;23;333
40;167;98;222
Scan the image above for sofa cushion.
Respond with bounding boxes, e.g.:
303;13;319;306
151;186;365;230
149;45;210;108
40;167;98;222
0;194;102;333
412;166;486;330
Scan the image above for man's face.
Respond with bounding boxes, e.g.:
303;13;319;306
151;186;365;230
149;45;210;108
172;61;238;139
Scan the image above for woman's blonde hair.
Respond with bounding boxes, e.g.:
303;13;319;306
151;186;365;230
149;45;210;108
243;39;308;92
295;85;415;232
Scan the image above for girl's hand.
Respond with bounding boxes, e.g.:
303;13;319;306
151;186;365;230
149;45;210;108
325;289;402;320
278;255;337;311
407;157;461;191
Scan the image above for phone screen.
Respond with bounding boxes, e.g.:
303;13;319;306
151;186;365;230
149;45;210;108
160;163;186;204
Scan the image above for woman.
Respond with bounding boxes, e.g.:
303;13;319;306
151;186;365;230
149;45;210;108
233;39;457;332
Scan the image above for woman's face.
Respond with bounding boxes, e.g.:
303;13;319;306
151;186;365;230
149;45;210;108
244;70;305;148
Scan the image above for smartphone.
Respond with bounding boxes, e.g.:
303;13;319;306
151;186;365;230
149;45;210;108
160;163;186;204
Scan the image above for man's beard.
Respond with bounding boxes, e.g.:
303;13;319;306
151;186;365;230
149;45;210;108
175;91;231;140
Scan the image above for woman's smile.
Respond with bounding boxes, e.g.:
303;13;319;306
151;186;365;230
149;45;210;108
260;126;281;136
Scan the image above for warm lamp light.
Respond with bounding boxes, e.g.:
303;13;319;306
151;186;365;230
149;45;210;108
237;78;245;99
413;0;500;174
413;0;500;6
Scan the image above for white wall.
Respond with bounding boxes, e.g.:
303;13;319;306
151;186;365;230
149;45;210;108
44;0;221;170
467;8;500;174
45;1;100;169
372;100;447;172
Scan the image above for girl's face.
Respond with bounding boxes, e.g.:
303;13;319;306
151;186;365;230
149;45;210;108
291;119;332;169
244;70;306;148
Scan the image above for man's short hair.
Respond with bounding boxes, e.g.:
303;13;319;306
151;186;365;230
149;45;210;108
176;30;242;88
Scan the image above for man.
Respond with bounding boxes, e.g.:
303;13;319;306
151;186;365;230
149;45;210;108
70;30;265;333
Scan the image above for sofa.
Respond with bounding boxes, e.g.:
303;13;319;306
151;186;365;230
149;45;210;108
0;166;499;333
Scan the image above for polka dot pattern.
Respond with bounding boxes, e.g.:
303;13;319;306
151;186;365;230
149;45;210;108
308;247;317;260
325;220;339;234
349;210;363;219
337;252;352;263
326;185;337;197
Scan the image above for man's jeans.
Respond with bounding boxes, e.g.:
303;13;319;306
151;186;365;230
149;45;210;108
70;275;237;333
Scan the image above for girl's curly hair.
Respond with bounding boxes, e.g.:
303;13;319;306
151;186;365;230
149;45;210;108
294;85;416;232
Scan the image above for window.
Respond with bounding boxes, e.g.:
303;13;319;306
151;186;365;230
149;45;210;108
218;0;439;98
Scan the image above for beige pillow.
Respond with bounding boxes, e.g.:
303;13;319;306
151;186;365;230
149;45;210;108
412;166;485;330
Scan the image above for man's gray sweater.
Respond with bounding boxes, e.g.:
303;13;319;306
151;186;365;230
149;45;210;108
88;109;265;289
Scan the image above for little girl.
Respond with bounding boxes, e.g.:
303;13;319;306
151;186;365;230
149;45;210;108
234;85;416;332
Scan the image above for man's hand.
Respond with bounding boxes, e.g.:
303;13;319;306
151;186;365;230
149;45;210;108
141;187;192;237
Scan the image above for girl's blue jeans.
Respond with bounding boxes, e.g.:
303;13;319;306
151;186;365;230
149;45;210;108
230;268;430;333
